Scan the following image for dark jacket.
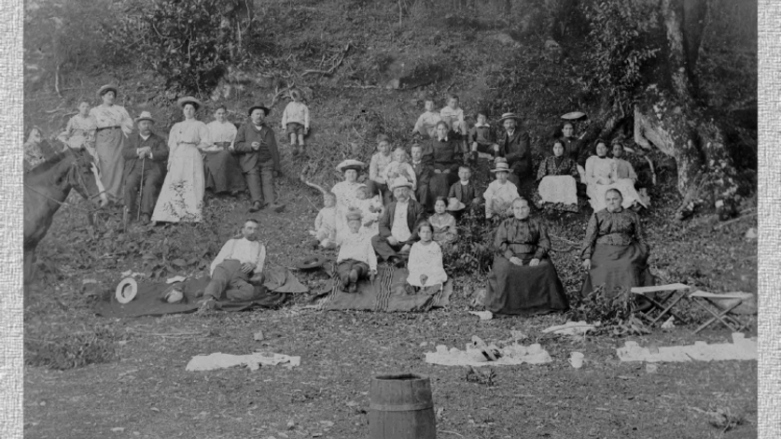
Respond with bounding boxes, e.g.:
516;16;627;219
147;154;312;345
233;122;281;172
497;130;532;176
448;181;479;203
122;131;168;177
411;160;433;187
378;199;427;244
469;125;495;146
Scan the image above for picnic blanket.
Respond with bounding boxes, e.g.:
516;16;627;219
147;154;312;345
316;265;453;312
95;265;307;318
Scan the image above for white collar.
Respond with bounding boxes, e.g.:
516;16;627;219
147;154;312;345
139;133;151;140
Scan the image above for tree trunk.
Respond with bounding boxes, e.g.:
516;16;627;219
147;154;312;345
631;0;747;220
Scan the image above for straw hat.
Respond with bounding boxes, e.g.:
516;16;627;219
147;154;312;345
135;111;155;124
497;112;521;124
491;160;511;173
177;96;202;109
96;84;118;98
336;159;365;173
390;176;413;191
447;197;466;211
115;277;138;304
248;104;271;116
561;111;587;120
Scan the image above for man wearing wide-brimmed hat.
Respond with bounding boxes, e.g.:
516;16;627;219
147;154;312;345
234;104;284;212
496;112;532;190
371;176;427;267
90;84;134;204
121;111;169;224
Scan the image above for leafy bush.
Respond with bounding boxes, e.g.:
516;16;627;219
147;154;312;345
105;0;250;94
443;209;495;276
579;0;661;106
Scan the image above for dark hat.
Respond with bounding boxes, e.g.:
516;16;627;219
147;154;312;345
295;255;329;270
177;96;202;110
96;84;118;98
248;105;271;117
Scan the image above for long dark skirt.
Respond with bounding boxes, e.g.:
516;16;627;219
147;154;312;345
203;150;246;194
484;253;569;315
426;165;459;210
580;243;654;299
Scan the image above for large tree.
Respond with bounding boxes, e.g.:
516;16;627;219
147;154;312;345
561;0;756;220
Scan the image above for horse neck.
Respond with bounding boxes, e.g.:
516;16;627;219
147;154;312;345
27;157;76;212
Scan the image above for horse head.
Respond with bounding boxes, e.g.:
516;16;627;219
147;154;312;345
66;147;108;208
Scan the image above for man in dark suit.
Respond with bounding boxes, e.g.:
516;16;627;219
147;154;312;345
410;144;433;210
233;104;284;213
496;112;532;190
122;111;168;224
371;177;427;267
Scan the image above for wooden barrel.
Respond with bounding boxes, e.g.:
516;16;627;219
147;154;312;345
369;373;436;439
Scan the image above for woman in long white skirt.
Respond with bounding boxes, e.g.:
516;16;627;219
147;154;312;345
152;97;210;223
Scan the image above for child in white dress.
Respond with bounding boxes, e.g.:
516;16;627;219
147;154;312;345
484;159;521;220
354;185;383;237
336;210;378;292
406;222;448;293
309;192;338;249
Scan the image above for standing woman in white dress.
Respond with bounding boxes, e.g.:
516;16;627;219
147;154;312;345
90;84;134;204
152;97;210;223
204;105;246;195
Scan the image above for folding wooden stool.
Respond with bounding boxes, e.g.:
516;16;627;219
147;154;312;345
688;291;752;334
630;283;691;327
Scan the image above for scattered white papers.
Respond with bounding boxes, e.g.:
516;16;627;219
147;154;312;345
616;333;756;363
542;321;598;336
425;343;552;367
186;352;301;372
469;311;493;321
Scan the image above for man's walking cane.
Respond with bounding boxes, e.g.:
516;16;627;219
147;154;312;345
137;157;146;222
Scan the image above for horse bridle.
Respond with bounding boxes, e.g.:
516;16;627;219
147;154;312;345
23;147;106;213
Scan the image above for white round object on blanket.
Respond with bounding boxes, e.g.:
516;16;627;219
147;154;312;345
115;277;138;304
165;289;184;304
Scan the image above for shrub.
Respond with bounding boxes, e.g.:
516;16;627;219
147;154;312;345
105;0;251;94
579;0;661;106
443;209;495;276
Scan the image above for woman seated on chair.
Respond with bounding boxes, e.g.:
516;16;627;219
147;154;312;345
482;197;569;315
580;188;654;300
584;140;647;212
534;140;580;212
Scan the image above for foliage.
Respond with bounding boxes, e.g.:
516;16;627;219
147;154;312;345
579;0;661;106
443;209;495;276
104;0;250;94
566;285;650;336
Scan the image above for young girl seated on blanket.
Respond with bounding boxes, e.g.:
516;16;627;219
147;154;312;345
309;192;338;249
336;210;378;293
429;196;458;251
406;221;448;294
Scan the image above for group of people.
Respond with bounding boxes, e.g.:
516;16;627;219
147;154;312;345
25;84;314;224
25;86;654;315
296;95;654;315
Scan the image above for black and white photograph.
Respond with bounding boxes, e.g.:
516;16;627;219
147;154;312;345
10;0;774;438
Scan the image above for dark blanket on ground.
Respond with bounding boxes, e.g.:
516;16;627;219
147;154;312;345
317;265;453;312
96;265;307;318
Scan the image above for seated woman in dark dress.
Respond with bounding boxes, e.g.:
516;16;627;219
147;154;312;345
580;188;654;300
422;121;465;210
482;197;569;316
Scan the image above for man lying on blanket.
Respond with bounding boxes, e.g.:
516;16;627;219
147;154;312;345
198;218;266;311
